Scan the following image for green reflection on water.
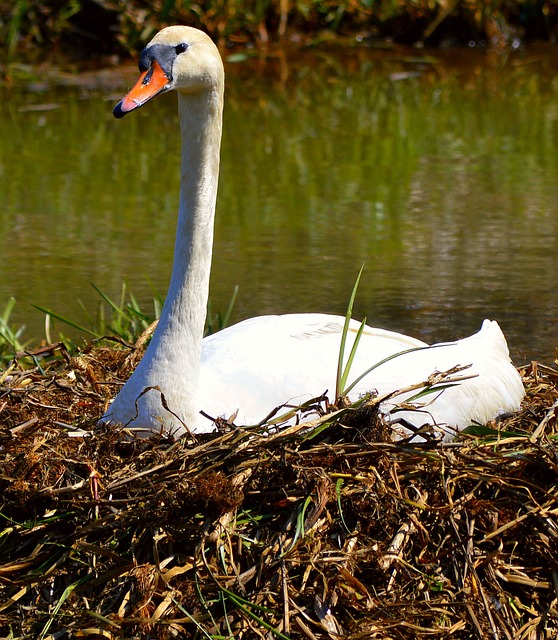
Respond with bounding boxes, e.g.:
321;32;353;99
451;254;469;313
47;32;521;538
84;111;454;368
1;45;557;361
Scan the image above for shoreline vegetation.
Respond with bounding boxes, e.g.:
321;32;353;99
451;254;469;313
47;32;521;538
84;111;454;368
1;0;557;67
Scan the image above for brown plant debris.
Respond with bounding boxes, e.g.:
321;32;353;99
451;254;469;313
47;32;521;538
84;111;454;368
1;345;558;639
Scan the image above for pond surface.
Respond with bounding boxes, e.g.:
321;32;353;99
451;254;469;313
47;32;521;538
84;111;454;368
1;42;558;363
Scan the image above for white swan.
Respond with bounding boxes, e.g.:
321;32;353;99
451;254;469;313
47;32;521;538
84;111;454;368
101;26;524;439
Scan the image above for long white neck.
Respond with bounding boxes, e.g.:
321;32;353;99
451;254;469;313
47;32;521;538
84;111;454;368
106;85;223;433
148;88;223;423
157;89;222;350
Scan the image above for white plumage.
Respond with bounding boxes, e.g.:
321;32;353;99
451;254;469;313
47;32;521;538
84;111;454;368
101;26;524;438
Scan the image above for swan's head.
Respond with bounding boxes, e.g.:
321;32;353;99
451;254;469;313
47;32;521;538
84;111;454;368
114;26;223;118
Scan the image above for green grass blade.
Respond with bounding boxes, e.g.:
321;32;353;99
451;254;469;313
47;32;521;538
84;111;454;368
206;286;239;335
219;590;235;640
218;587;290;640
1;296;16;324
172;597;215;638
339;316;367;396
343;342;454;397
38;578;86;640
336;478;351;534
227;594;290;639
404;382;460;403
461;425;528;439
0;297;28;356
285;495;313;554
32;304;100;338
335;264;364;399
91;283;134;324
221;284;239;329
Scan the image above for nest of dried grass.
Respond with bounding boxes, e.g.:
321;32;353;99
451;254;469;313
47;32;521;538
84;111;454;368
1;341;558;640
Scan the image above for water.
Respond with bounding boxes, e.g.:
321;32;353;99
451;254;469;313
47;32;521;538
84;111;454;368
1;43;557;363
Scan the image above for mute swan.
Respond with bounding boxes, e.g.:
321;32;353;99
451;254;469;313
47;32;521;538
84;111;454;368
101;26;524;439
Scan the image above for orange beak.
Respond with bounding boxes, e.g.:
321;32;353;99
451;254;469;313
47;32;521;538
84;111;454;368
114;60;170;118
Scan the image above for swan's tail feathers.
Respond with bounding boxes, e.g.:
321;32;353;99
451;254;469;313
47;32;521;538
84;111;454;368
478;319;511;350
447;319;524;430
373;319;525;439
476;319;524;407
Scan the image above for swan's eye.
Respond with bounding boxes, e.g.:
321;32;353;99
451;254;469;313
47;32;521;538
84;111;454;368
175;43;188;55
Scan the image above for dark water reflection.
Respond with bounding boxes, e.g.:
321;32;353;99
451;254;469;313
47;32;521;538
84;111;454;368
1;43;557;362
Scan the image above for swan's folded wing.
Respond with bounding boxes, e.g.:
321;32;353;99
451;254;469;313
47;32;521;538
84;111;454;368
199;313;426;428
199;316;524;438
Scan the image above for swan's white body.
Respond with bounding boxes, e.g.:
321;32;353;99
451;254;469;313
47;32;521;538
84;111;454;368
101;26;524;439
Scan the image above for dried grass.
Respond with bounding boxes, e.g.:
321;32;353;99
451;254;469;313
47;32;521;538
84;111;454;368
1;342;558;639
